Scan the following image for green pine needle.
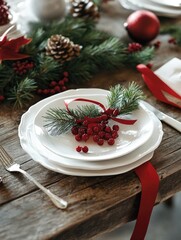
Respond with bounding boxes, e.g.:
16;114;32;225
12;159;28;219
7;78;37;108
161;25;181;46
44;108;75;135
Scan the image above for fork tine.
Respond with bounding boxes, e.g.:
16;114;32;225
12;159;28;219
0;146;14;168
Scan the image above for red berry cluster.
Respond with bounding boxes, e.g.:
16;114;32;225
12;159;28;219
72;109;120;153
37;72;69;96
76;146;89;153
13;60;34;75
0;1;10;26
127;42;142;53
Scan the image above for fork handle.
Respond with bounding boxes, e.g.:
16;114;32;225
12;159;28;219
18;168;68;209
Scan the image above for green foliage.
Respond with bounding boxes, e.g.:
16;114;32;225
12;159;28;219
7;78;37;108
161;25;181;46
0;12;154;108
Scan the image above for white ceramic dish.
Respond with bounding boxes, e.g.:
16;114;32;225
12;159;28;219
18;89;163;175
33;90;154;161
119;0;181;17
29;112;161;170
129;0;181;14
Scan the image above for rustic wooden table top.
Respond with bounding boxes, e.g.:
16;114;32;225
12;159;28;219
0;1;181;240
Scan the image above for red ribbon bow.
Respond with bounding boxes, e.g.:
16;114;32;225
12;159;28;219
64;97;137;125
0;26;31;63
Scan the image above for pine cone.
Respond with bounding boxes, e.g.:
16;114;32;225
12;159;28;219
70;0;100;20
46;35;82;63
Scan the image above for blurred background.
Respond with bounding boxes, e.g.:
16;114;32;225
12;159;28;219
96;192;181;240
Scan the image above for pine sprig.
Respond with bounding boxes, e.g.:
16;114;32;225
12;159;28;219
44;108;76;135
124;46;155;66
108;82;145;114
43;83;144;135
30;55;62;87
70;105;100;119
7;78;37;108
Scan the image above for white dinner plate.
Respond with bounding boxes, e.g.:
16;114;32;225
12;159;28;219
18;89;163;175
33;90;154;161
28;111;161;171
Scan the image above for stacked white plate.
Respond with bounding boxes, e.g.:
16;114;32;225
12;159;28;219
119;0;181;17
18;88;163;177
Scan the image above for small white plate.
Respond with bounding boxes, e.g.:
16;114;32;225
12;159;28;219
33;90;154;161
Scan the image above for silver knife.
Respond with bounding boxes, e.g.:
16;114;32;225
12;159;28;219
141;101;181;133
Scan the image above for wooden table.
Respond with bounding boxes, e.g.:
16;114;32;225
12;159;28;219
0;1;181;240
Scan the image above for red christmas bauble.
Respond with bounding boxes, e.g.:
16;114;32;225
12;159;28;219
124;10;160;43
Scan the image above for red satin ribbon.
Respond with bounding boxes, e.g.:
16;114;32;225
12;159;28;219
64;98;137;125
131;162;159;240
137;64;181;109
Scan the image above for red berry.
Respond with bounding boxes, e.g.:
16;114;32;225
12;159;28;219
82;134;89;141
75;134;82;141
63;72;69;77
83;120;88;126
98;139;104;146
63;77;69;82
0;95;5;101
43;89;49;95
82;146;88;153
87;128;93;135
104;133;111;140
50;89;56;95
93;135;99;142
98;131;105;138
59;80;64;86
78;127;86;135
113;125;119;131
54;86;61;92
108;138;115;145
71;126;78;135
76;146;82;152
112;131;118;139
93;126;99;133
105;126;111;133
50;81;57;87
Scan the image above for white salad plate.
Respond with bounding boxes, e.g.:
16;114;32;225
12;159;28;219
18;89;163;176
33;90;154;161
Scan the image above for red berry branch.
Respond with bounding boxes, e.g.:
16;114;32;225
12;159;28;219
43;83;144;153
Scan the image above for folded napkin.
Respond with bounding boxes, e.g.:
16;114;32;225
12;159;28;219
137;58;181;109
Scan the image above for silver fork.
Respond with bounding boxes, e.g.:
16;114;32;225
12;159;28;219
0;146;68;209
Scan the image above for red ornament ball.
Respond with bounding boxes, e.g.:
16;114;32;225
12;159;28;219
124;10;160;43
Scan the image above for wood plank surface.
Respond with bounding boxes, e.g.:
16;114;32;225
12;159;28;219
0;1;181;240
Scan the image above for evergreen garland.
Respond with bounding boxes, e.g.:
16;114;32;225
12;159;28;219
0;11;154;108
